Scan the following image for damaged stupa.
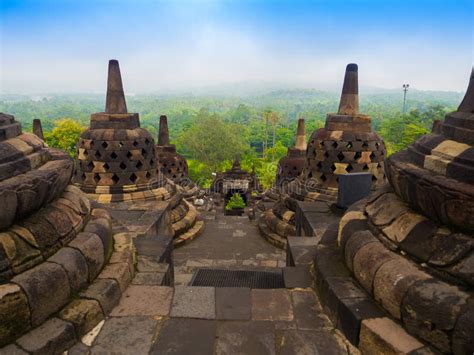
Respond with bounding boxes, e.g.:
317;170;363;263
74;60;203;245
156;115;198;196
336;68;474;354
259;64;387;248
0;113;116;347
274;118;307;189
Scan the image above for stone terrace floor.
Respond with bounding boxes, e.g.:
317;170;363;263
67;209;355;355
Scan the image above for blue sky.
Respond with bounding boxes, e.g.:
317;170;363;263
1;0;473;93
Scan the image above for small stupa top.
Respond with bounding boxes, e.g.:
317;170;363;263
74;60;159;198
386;67;474;230
156;115;189;181
276;119;307;186
89;59;140;130
0;113;73;230
325;63;371;133
301;64;386;192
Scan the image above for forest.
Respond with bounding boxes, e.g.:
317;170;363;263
0;88;463;188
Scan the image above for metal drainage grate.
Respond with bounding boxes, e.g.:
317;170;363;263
190;268;284;289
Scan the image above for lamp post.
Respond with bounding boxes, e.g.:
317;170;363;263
403;84;410;115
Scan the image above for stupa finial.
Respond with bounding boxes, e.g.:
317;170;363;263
295;118;307;150
458;67;474;113
158;115;170;146
105;59;127;114
337;63;359;115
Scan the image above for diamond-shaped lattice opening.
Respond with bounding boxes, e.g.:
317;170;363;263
320;141;325;148
141;148;147;158
330;164;337;172
354;152;362;160
102;142;108;149
95;151;101;159
163;162;168;167
94;173;101;183
103;163;110;171
133;140;139;147
150;159;155;166
370;152;376;161
346;164;353;172
332;141;338;148
362;141;369;148
168;169;172;174
127;151;133;159
81;172;86;181
171;162;176;167
320;174;327;182
110;152;118;159
337;152;345;162
346;142;353;149
375;142;380;149
112;174;120;184
372;175;377;181
90;141;95;147
363;164;369;171
120;162;127;170
87;161;94;169
324;151;330;158
145;172;151;179
316;161;322;169
136;161;143;169
83;150;88;157
129;173;138;183
119;142;124;148
145;138;150;145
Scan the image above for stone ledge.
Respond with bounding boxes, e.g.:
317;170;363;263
257;216;287;250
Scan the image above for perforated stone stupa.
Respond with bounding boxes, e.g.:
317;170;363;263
259;64;387;248
0;113;115;347
275;118;307;187
74;60;161;203
338;68;474;354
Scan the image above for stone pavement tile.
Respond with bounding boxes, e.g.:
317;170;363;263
90;316;158;354
132;272;165;286
0;344;28;354
16;317;76;354
261;260;278;267
170;286;216;319
110;286;173;317
186;259;214;267
174;273;193;286
215;321;276;355
276;330;348;355
150;318;216;355
291;290;333;330
216;287;251;320
252;289;294;321
283;266;313;288
67;341;90;355
242;259;259;266
214;259;238;267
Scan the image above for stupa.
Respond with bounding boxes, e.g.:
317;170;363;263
275;118;307;187
338;68;474;353
259;64;387;248
73;60;203;245
0;113;115;347
156;115;197;196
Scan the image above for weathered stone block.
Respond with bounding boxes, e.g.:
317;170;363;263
110;285;173;317
48;247;89;293
59;299;104;337
16;318;76;355
97;262;132;292
452;299;474;355
401;279;469;353
12;262;70;326
343;230;378;272
373;257;431;319
0;231;42;274
79;279;121;314
353;240;396;293
359;317;424;354
84;218;112;258
0;284;30;346
365;192;408;226
69;232;104;281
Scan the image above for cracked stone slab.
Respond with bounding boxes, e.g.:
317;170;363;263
110;286;173;317
170;286;215;319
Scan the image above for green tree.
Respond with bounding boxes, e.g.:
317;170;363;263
44;118;85;157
